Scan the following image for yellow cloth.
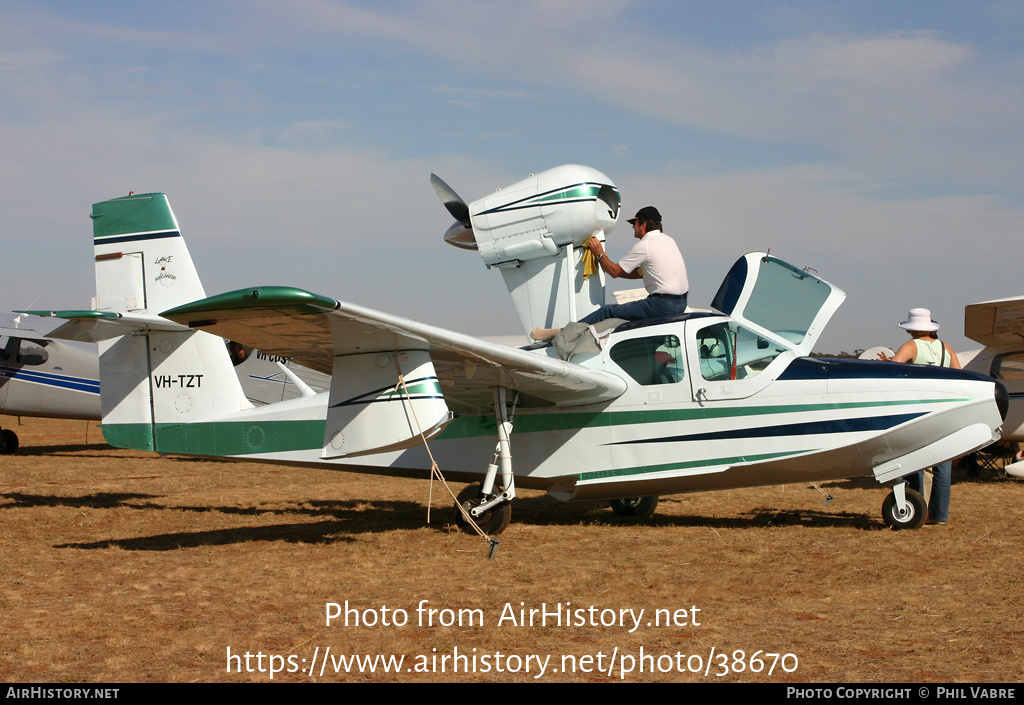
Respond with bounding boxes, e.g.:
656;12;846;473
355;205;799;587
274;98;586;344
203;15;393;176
578;238;643;278
580;238;599;280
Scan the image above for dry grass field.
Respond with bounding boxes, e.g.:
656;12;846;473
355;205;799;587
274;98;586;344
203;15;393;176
1;414;1022;683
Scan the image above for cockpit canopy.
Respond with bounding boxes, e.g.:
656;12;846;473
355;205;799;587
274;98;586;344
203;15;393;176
711;253;845;357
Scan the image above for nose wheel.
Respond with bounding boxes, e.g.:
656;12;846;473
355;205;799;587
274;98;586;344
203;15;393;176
882;486;927;530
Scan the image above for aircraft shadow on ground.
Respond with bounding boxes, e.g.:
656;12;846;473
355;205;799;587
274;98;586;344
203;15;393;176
5;488;885;551
29;495;431;550
512;494;879;531
56;520;363;550
2;491;161;509
15;444;114;456
2;491;430;549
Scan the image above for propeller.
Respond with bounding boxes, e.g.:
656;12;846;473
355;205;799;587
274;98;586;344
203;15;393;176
430;173;477;250
430;173;471;227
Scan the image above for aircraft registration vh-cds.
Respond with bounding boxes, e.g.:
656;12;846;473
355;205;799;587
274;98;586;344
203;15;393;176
39;165;1007;548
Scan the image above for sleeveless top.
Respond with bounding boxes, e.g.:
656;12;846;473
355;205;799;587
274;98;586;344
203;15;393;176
912;339;950;367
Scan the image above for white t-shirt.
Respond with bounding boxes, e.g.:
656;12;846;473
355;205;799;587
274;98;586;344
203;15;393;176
618;230;688;296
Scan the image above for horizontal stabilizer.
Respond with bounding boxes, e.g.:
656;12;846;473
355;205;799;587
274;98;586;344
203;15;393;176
19;310;192;343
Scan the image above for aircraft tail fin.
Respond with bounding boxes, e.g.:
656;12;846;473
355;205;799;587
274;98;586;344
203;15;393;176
89;193;253;451
91;193;207;314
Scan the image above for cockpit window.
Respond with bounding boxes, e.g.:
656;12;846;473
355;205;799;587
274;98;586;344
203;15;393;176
697;322;786;382
711;254;841;355
16;340;49;366
610;335;684;386
742;259;831;348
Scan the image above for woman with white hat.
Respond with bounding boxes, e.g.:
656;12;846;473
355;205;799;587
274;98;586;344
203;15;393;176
878;308;961;369
878;308;960;525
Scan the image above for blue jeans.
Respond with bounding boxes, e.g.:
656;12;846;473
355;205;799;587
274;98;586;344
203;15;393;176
929;461;951;522
905;461;951;522
579;293;688;325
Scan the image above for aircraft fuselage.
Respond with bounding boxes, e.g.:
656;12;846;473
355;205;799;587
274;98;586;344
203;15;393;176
101;313;1005;504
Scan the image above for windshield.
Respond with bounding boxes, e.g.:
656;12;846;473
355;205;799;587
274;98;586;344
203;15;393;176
711;253;844;356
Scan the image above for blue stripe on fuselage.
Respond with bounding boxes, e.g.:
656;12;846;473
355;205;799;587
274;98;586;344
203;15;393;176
0;365;100;394
608;412;925;446
779;356;994;383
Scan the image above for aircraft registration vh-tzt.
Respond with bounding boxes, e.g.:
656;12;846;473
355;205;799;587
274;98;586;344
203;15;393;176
38;166;1007;547
0;314;329;454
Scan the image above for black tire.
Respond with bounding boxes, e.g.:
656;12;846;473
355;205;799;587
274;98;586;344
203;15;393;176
882;488;927;530
0;429;18;455
609;495;659;518
454;484;512;535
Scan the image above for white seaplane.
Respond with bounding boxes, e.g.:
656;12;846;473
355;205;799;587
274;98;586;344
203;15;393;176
40;166;1007;538
0;315;100;453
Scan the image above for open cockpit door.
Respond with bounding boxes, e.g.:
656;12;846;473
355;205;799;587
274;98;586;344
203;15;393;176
710;252;845;357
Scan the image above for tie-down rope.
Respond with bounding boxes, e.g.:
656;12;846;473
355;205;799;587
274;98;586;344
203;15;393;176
393;369;491;544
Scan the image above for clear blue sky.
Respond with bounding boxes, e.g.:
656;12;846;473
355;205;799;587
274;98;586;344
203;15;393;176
3;1;1023;353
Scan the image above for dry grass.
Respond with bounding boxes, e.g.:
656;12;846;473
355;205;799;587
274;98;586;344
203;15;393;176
1;414;1022;683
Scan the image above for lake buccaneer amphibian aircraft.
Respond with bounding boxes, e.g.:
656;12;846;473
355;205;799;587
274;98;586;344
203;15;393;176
40;166;1007;539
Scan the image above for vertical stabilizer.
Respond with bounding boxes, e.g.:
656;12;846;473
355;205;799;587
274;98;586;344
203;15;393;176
91;193;206;313
498;249;606;330
89;193;253;451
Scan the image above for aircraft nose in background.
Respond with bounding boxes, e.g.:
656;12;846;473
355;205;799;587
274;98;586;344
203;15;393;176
995;380;1009;421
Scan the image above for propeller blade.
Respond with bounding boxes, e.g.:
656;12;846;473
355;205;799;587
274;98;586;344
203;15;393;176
429;173;472;228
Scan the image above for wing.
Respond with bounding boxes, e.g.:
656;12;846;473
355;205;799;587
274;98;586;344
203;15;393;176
161;286;626;413
965;295;1024;346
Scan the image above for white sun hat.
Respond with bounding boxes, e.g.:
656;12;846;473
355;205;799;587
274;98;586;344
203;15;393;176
899;308;939;332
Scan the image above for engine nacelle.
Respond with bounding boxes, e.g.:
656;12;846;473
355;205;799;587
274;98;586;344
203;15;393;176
464;165;620;265
441;165;622;335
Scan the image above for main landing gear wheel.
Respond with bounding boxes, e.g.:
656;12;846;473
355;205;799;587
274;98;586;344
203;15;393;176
882;487;927;530
0;429;18;455
454;484;512;536
609;495;659;518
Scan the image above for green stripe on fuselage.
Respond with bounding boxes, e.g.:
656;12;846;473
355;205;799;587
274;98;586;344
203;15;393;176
436;398;966;439
102;420;327;455
534;185;601;203
100;397;965;456
573;450;804;482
